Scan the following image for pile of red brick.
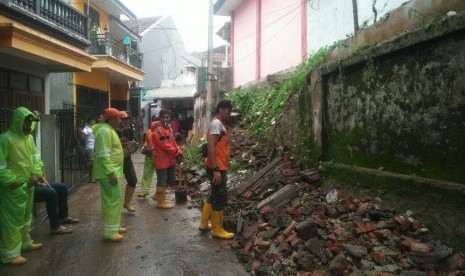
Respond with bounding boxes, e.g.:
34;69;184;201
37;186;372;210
225;163;465;275
186;126;465;274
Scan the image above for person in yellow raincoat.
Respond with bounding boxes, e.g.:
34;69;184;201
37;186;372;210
0;107;44;265
92;108;126;242
137;115;159;198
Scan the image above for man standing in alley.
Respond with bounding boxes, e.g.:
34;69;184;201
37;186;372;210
199;100;234;239
93;108;126;242
0;107;44;265
81;116;96;183
118;111;138;212
151;109;183;209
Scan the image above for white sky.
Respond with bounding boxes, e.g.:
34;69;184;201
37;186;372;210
120;0;230;53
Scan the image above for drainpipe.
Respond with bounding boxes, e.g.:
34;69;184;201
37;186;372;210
205;0;214;135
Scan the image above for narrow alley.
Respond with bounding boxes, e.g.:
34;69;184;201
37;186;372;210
0;153;248;276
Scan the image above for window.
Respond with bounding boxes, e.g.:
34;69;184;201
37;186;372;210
9;72;27;90
29;76;43;92
0;68;7;87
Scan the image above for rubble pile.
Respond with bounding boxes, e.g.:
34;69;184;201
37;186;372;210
225;162;465;275
184;125;465;274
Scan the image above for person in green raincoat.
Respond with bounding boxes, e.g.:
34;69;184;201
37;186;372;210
0;107;45;265
93;108;126;242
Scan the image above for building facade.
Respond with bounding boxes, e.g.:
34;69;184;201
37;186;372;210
214;0;407;88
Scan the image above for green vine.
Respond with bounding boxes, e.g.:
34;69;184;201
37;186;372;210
228;47;328;140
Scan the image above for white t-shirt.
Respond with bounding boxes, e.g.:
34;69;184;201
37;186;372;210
210;118;226;136
82;125;95;150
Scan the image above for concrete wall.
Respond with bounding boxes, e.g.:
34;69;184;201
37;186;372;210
49;73;73;110
232;0;305;88
260;0;303;77
325;29;465;183
307;0;407;54
282;1;465;185
272;0;465;178
232;0;258;87
40;114;59;182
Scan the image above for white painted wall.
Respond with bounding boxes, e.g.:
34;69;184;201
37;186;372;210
307;0;409;54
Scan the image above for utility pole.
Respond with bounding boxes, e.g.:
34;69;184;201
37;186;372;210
205;0;214;135
352;0;359;32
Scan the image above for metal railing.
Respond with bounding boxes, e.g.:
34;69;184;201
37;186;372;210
0;108;13;134
54;103;92;188
88;33;143;69
2;0;88;40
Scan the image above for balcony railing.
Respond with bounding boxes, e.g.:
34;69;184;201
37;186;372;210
87;33;143;69
1;0;88;42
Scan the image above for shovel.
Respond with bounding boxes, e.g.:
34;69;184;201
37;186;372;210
175;163;187;204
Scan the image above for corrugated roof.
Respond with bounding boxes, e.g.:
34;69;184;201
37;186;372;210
144;85;196;99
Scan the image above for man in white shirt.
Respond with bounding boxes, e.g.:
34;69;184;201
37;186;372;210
81;116;95;183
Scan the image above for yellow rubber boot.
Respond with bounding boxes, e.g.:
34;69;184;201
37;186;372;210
151;190;158;202
156;187;173;209
123;186;136;212
198;202;212;231
7;256;27;265
105;233;124;242
24;242;42;251
211;210;234;239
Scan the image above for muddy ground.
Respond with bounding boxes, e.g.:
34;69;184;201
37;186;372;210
0;153;248;276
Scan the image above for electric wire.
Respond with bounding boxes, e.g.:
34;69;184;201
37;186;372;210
233;5;302;65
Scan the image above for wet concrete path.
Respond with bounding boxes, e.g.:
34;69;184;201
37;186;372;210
0;153;248;276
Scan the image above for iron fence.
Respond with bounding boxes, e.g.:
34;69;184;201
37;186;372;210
53;103;94;189
0;108;13;134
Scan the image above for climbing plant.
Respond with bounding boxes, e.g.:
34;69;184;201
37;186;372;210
228;47;328;140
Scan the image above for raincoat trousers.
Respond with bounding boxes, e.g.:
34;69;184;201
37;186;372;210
140;129;155;195
0;107;43;263
92;122;124;239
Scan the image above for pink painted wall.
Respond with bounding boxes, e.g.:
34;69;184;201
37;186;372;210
260;0;303;78
231;0;306;87
232;0;258;87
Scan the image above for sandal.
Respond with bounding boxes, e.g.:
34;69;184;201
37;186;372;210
51;226;73;235
60;217;80;224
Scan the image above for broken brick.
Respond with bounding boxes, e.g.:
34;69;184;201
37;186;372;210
259;205;274;216
409;241;431;257
355;222;375;234
287;233;304;250
371;251;387;265
243;241;253;252
373;229;391;239
295;219;318;240
282;220;296;236
394;215;412;231
252;259;261;271
255;239;271;249
312;271;325;276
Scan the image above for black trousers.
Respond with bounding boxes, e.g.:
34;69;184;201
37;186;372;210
123;156;138;187
206;168;228;211
34;182;69;229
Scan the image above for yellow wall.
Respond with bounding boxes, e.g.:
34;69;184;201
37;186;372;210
74;71;110;92
111;84;129;101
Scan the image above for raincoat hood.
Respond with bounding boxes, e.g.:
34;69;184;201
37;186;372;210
9;107;38;136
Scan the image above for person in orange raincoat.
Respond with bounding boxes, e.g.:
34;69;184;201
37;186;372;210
150;109;182;209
